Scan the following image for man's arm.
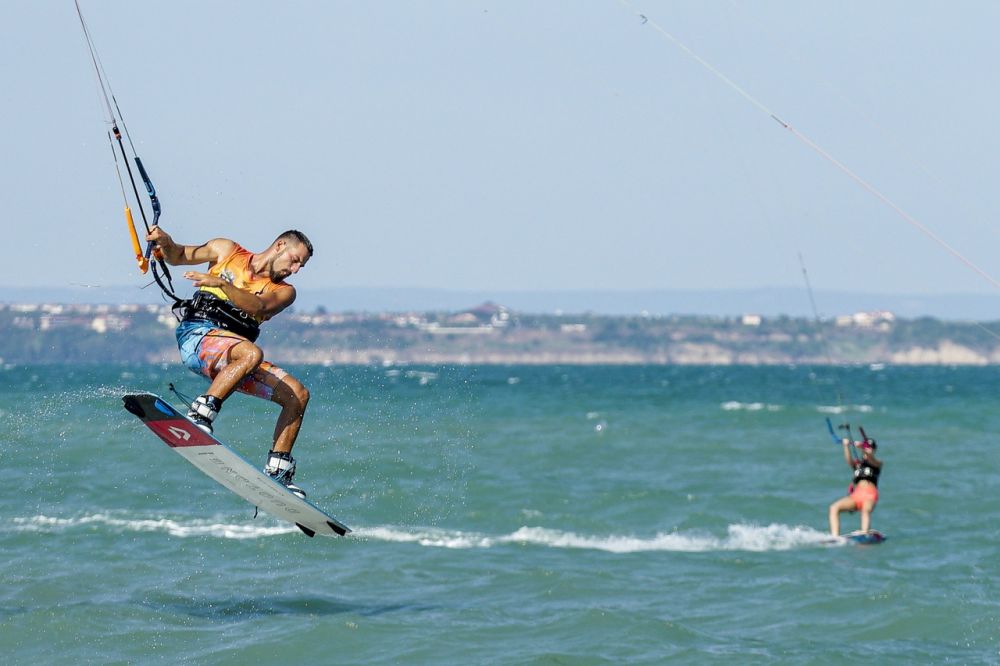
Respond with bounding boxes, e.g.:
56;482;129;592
184;271;297;319
146;228;235;267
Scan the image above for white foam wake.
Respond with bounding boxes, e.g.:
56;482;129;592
11;513;296;540
356;523;835;553
10;514;839;551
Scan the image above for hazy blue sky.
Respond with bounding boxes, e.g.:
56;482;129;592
4;1;1000;299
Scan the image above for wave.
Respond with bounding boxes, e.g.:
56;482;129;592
816;404;873;414
10;514;841;552
10;513;296;540
720;401;783;412
356;522;835;553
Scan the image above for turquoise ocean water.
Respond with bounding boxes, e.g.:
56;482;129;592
1;363;998;664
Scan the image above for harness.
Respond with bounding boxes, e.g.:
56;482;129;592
852;460;880;488
177;291;261;342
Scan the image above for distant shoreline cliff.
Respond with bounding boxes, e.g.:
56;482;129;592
4;302;1000;366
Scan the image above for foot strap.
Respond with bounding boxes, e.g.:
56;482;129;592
265;450;296;476
189;395;222;423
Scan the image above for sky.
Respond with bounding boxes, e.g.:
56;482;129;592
4;1;1000;303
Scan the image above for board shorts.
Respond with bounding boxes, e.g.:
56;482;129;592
850;483;879;510
175;320;288;401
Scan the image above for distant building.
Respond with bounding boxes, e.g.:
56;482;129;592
447;312;480;326
835;310;896;330
741;314;762;327
91;315;130;334
466;301;511;328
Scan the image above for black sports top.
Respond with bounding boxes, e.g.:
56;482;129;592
852;460;880;487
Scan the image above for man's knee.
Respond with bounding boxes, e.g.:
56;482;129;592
296;383;310;408
232;341;264;367
247;343;264;366
275;377;310;410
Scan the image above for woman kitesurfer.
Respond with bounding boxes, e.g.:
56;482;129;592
828;437;882;536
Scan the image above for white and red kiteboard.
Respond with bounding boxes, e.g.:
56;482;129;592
123;392;349;538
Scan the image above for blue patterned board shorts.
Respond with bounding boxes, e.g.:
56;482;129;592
175;320;287;400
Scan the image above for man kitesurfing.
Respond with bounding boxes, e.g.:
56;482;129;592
146;227;315;499
75;0;346;529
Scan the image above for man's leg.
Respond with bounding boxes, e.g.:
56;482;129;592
221;359;309;452
188;335;263;433
204;340;264;401
270;374;311;454
228;360;310;499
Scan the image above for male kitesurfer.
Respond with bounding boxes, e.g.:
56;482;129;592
828;437;882;536
146;227;313;498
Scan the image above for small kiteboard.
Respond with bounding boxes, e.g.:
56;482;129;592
845;530;886;545
122;392;350;538
823;530;886;546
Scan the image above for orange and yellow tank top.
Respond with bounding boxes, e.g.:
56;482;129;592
200;244;289;322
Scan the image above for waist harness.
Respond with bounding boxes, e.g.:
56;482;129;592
852;461;880;488
177;291;261;342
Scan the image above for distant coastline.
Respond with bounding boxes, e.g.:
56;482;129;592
5;285;1000;320
4;301;1000;366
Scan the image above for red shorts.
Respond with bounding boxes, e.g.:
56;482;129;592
850;483;879;510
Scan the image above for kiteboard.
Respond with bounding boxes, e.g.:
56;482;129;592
122;392;350;538
823;529;886;546
844;529;886;545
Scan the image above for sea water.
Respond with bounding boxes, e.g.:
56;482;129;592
1;364;997;664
